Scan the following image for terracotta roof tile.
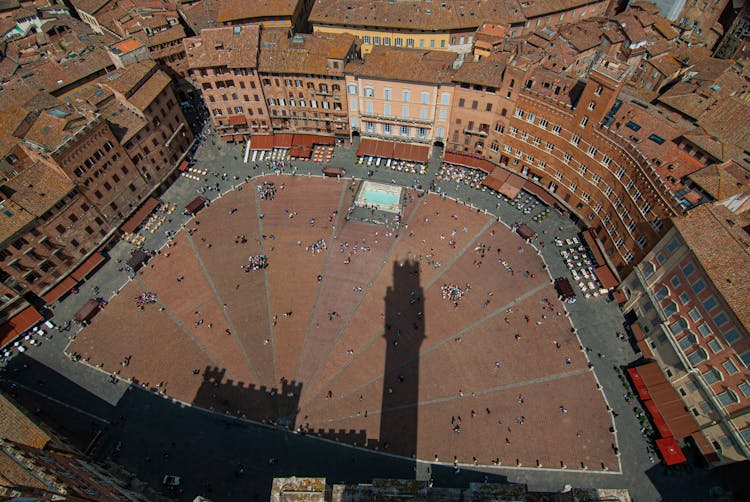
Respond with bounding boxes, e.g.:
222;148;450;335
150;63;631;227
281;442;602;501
0;449;47;489
0;394;50;448
216;0;297;24
4;161;75;216
22;108;91;152
687;161;750;201
258;31;354;75
310;0;526;31
184;25;260;69
0;199;34;246
672;203;750;333
452;52;509;87
558;21;603;52
178;0;219;33
348;46;457;84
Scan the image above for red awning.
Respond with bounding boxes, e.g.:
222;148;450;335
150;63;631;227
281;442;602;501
356;138;377;157
0;306;42;348
522;182;559;207
274;133;293;148
645;399;673;438
289;145;312;158
404;143;429;163
249;134;274;150
481;167;509;189
291;134;314;148
627;367;651;401
311;135;335;145
632;361;699;439
500;173;526;199
228;115;247;126
444;151;494;173
42;276;78;303
376;140;395;158
71;252;105;282
595;265;619;290
656;437;687;465
178;160;189;172
121;197;160;234
582;229;606;267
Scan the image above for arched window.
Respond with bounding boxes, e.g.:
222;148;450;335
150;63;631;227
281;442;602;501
655;284;669;301
687;346;708;366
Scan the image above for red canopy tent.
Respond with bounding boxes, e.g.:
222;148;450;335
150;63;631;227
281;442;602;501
656;437;687;465
627;366;651;401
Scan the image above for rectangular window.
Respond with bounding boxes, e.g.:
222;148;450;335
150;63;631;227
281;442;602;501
698;323;712;336
539;118;548;128
571;135;581;146
702;296;718;312
682;262;696;277
400;125;409;136
691;279;707;294
421;92;429;104
347;84;357;95
383;123;392;134
713;312;729;327
384;88;391;101
403;90;410;102
402;105;409;118
551;124;561;134
708;338;722;353
723;328;741;345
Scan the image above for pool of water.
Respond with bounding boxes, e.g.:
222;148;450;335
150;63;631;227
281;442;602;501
362;188;399;207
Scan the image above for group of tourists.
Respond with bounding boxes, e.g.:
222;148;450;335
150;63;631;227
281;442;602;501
244;254;268;272
134;292;158;310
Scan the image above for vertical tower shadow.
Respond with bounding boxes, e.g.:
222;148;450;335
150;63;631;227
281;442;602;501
376;260;423;459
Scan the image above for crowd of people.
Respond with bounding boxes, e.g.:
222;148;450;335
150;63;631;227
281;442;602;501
306;239;327;255
244;254;268;272
134;292;158;310
441;283;465;305
258;181;277;200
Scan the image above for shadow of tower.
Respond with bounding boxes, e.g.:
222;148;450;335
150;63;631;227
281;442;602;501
377;260;424;459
